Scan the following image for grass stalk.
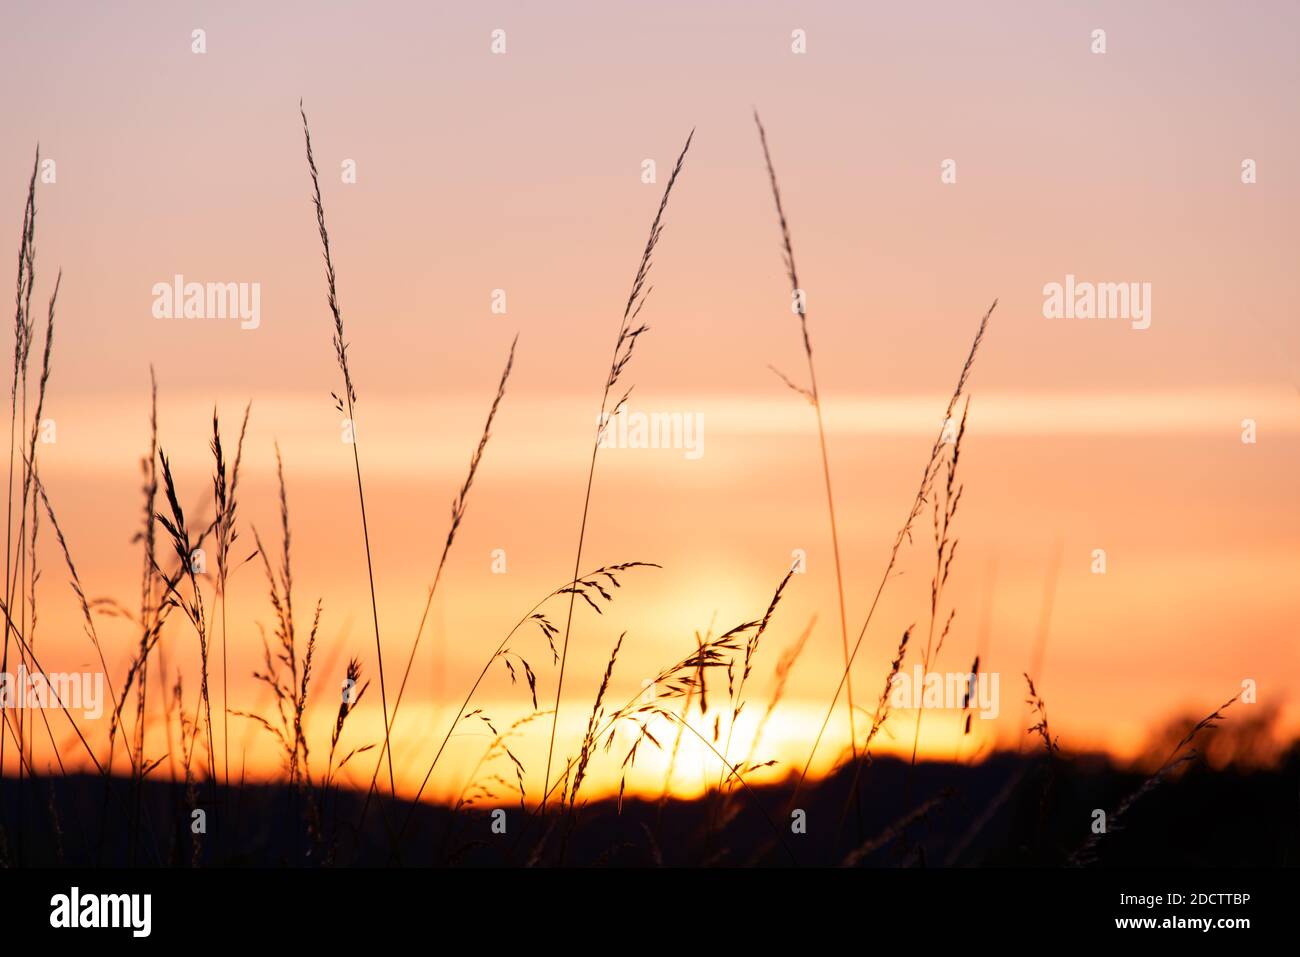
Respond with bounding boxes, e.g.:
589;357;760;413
791;299;996;808
540;129;694;814
299;101;396;799
753;111;860;784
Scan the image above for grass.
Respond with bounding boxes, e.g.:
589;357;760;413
541;128;695;817
299;102;396;802
0;112;1284;871
754;112;860;805
212;403;252;795
358;334;518;843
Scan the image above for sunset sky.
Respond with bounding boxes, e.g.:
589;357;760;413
1;1;1297;803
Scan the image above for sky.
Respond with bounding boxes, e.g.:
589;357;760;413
0;1;1297;803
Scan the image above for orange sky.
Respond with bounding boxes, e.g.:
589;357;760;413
1;1;1297;803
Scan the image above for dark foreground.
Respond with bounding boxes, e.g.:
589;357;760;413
2;741;1296;867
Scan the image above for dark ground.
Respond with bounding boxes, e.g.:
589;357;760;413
3;741;1297;867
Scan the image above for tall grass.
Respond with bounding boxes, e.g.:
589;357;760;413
396;561;659;846
359;334;518;838
907;395;971;773
0;148;38;854
753;112;860;785
155;450;218;793
300;102;397;799
1068;691;1241;866
520;572;798;863
540;128;694;813
212;404;252;792
717;569;793;793
791;299;996;807
1;114;1276;872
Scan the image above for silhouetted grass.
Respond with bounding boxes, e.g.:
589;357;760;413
0;119;1283;875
